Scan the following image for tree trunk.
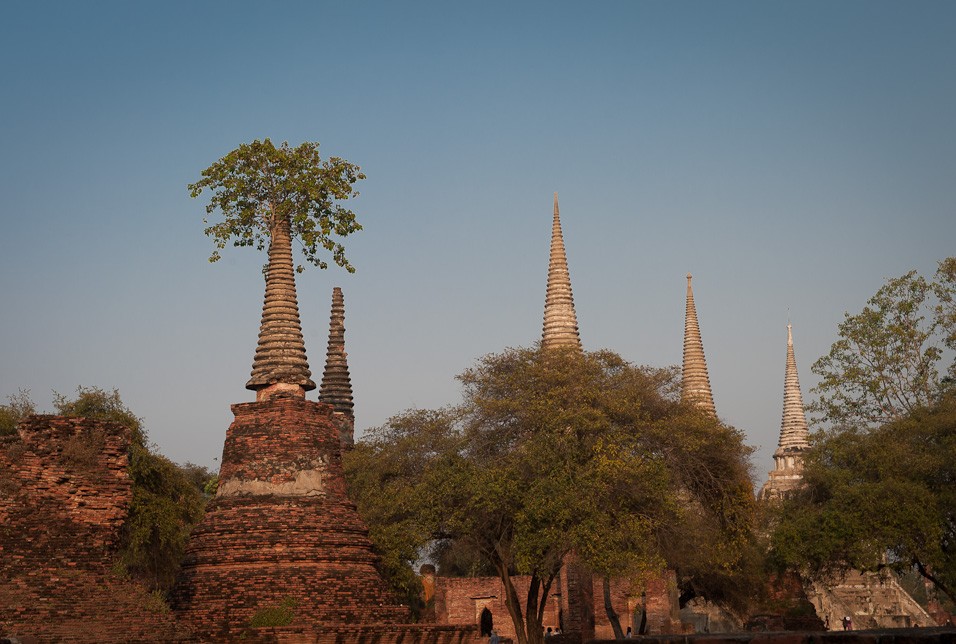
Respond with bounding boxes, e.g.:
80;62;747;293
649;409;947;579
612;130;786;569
494;564;552;644
535;573;556;629
497;563;529;644
603;576;625;639
523;574;550;644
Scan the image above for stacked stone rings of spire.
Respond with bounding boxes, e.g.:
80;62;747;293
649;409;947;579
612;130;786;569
246;217;316;391
541;193;582;351
778;324;810;451
681;274;716;416
319;287;354;416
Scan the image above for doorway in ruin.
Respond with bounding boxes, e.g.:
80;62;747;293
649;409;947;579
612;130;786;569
480;606;493;636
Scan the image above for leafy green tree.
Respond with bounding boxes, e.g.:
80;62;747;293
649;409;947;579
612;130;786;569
936;257;956;384
769;392;956;605
345;347;756;644
189;138;365;273
54;387;210;591
0;389;35;436
809;258;956;429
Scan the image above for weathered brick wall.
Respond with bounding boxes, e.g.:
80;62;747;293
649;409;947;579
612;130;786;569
249;624;480;643
171;396;409;636
0;416;188;642
592;626;956;644
590;571;681;638
434;575;562;639
562;555;595;638
217;399;348;498
434;566;680;640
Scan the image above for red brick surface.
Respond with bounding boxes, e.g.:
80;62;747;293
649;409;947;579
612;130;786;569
434;566;680;640
0;416;188;642
171;396;411;635
434;575;563;639
246;624;480;643
591;627;956;644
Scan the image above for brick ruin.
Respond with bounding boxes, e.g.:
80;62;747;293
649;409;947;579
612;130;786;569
170;395;410;634
0;416;188;642
429;564;688;641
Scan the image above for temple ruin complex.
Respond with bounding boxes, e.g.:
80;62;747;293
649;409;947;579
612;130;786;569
0;191;949;641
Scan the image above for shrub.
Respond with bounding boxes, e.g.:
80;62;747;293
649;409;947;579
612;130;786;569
248;597;297;627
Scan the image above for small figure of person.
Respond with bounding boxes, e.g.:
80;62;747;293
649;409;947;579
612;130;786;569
842;615;851;631
545;626;552;638
626;626;633;638
490;630;500;644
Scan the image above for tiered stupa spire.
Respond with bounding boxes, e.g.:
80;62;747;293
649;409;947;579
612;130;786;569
681;274;716;415
246;216;315;398
319;287;355;447
541;193;582;351
759;323;812;501
778;323;810;452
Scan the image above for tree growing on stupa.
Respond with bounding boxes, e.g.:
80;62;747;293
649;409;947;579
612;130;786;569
189;139;365;397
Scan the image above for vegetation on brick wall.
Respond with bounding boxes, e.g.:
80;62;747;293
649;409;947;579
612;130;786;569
0;389;35;436
52;386;215;592
248;597;297;628
345;347;758;644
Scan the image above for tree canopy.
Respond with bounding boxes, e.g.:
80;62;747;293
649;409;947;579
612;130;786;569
189;139;365;273
771;259;956;608
769;392;956;606
344;347;757;644
809;258;956;429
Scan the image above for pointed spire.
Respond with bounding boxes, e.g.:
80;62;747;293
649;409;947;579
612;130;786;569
681;273;716;415
541;193;582;351
247;216;315;399
319;287;355;448
759;323;812;501
778;323;810;452
319;287;354;419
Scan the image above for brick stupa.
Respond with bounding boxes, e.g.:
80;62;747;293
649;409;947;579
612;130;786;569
318;286;355;450
171;216;406;633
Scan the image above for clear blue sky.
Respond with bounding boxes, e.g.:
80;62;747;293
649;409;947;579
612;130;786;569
2;2;954;482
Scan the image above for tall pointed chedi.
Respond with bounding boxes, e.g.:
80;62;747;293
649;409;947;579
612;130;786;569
542;192;582;351
759;323;811;501
319;286;355;448
246;215;316;398
681;273;716;415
